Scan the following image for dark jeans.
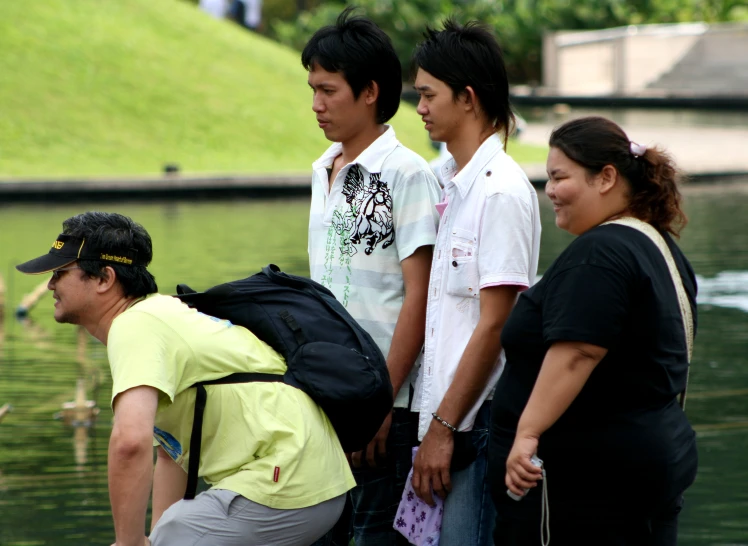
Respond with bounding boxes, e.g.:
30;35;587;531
312;408;418;546
440;401;495;546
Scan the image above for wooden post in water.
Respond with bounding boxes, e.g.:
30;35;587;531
59;378;98;426
57;377;98;467
0;274;5;350
0;273;6;321
76;325;103;395
77;325;89;368
0;403;12;424
74;425;89;467
16;279;50;318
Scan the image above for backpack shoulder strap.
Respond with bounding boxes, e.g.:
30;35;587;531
262;264;337;299
184;372;283;500
261;264;370;350
603;217;694;409
176;284;196;295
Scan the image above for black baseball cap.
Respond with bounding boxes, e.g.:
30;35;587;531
16;234;142;275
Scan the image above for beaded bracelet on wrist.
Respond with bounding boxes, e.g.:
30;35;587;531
431;412;457;433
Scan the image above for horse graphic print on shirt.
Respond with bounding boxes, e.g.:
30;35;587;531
322;165;395;307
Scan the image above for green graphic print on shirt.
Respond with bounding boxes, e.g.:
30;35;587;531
324;165;395;307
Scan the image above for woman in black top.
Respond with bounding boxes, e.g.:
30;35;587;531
488;116;697;545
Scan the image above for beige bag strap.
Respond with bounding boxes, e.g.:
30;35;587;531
604;217;694;409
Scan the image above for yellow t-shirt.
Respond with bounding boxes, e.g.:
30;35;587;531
107;294;355;509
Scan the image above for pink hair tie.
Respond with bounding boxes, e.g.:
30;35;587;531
630;142;647;158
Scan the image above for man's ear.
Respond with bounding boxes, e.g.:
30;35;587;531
95;265;118;294
598;164;620;195
365;80;379;106
461;86;478;113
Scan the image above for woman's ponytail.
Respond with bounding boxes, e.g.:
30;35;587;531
628;147;687;236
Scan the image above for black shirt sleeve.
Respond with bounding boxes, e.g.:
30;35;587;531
542;233;635;349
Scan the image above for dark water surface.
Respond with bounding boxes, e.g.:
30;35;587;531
0;190;747;545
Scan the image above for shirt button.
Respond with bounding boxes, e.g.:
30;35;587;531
486;170;492;176
452;260;458;267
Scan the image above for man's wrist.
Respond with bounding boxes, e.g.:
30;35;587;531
430;412;457;434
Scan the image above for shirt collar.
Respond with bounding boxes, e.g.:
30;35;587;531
443;133;504;199
312;125;398;174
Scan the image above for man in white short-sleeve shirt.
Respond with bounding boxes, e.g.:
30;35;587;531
413;141;541;439
410;20;541;546
303;9;441;546
310;128;441;382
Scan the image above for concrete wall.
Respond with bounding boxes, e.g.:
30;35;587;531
543;23;720;96
621;34;701;93
556;41;617;95
649;24;748;96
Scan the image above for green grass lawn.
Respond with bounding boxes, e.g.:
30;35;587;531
0;0;547;179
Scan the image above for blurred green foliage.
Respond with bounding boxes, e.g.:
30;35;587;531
265;0;748;83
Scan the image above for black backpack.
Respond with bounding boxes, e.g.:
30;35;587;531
174;264;393;499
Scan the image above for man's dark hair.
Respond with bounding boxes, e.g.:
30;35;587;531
301;6;402;124
412;19;516;147
62;212;158;298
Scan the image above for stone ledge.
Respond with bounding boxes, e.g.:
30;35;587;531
2;168;746;204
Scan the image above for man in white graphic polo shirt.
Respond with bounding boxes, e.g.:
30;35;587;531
304;8;441;546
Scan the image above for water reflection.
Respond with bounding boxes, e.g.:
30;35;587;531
519;106;748;130
0;193;747;544
697;271;748;313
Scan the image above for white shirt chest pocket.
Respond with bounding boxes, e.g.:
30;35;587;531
447;227;479;298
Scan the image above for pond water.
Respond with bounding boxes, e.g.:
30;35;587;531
1;189;747;545
518;105;748;130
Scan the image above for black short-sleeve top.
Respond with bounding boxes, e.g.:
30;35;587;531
492;223;697;460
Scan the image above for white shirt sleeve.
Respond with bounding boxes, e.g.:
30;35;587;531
478;190;536;289
391;169;441;262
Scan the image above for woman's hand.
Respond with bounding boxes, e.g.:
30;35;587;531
505;435;542;498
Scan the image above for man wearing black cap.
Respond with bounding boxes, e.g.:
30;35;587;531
17;211;355;546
